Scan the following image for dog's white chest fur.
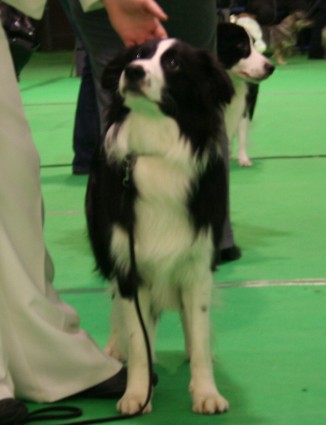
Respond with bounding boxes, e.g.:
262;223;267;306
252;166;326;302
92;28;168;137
105;107;213;310
224;80;248;141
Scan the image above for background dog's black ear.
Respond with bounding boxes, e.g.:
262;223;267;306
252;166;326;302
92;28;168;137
199;50;234;107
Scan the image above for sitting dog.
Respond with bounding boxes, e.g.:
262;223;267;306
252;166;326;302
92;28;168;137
217;23;275;166
86;38;234;415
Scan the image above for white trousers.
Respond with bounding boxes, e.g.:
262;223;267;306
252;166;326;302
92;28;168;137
0;25;121;403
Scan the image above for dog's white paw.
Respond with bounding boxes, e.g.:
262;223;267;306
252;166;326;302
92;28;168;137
238;156;252;167
117;392;152;415
191;390;229;415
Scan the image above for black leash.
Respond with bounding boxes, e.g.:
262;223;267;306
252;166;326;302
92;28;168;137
21;406;83;423
18;155;154;425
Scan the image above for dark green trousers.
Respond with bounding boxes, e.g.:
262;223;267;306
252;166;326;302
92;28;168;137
158;0;217;53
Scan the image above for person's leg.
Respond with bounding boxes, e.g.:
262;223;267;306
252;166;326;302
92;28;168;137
308;1;326;59
245;0;277;25
286;0;309;13
0;335;14;401
0;333;29;424
69;1;124;138
60;0;101;174
72;54;101;174
0;25;122;403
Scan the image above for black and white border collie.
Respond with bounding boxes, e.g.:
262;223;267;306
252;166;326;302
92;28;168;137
217;23;275;167
86;38;234;414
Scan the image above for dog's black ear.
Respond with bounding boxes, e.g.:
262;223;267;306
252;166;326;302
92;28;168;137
199;50;234;107
217;23;251;69
101;45;139;92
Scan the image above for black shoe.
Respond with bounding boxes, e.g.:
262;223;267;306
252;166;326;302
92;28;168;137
214;245;242;267
0;398;28;425
75;367;158;399
220;245;242;263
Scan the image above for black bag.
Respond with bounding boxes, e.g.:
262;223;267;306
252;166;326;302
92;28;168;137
0;1;39;76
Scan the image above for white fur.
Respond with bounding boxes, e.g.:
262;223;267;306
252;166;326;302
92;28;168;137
104;40;229;415
224;81;252;166
232;15;267;53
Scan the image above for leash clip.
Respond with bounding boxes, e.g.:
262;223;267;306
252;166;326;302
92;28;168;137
123;154;134;187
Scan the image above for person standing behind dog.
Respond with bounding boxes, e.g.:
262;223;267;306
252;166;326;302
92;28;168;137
69;0;241;263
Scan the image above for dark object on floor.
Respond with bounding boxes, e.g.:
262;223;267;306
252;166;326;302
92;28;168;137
75;367;158;399
218;245;242;264
0;398;28;425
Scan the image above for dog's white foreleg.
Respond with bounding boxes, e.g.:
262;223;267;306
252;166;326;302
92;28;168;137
181;278;229;414
105;284;128;361
237;116;252;167
117;287;153;415
180;308;191;361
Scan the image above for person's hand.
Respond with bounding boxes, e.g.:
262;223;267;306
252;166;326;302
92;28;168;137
103;0;168;47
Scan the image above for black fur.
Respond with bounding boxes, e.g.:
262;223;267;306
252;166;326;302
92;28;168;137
86;39;233;298
217;23;252;69
102;39;234;155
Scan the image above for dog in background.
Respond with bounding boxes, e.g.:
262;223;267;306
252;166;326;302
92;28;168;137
265;11;313;65
217;22;275;167
86;38;234;415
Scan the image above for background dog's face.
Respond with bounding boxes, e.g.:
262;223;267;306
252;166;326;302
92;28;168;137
218;23;274;83
102;38;234;117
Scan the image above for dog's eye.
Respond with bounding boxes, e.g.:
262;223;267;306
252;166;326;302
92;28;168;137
236;42;250;57
164;58;180;72
135;48;146;60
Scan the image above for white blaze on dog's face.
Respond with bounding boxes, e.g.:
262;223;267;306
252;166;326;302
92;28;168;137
118;39;176;112
218;23;275;83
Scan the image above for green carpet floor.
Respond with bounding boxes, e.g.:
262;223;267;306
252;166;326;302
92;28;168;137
18;51;326;424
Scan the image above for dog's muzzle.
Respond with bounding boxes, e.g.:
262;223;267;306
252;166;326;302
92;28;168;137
264;62;275;77
122;64;146;94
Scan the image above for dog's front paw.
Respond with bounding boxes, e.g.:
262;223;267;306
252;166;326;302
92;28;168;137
238;155;252;167
191;390;229;415
117;392;152;415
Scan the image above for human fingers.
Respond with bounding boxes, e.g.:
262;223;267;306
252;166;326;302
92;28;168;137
152;20;168;39
142;0;168;22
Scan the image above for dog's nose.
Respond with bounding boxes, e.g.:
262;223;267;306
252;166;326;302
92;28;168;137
265;63;275;76
125;65;146;82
